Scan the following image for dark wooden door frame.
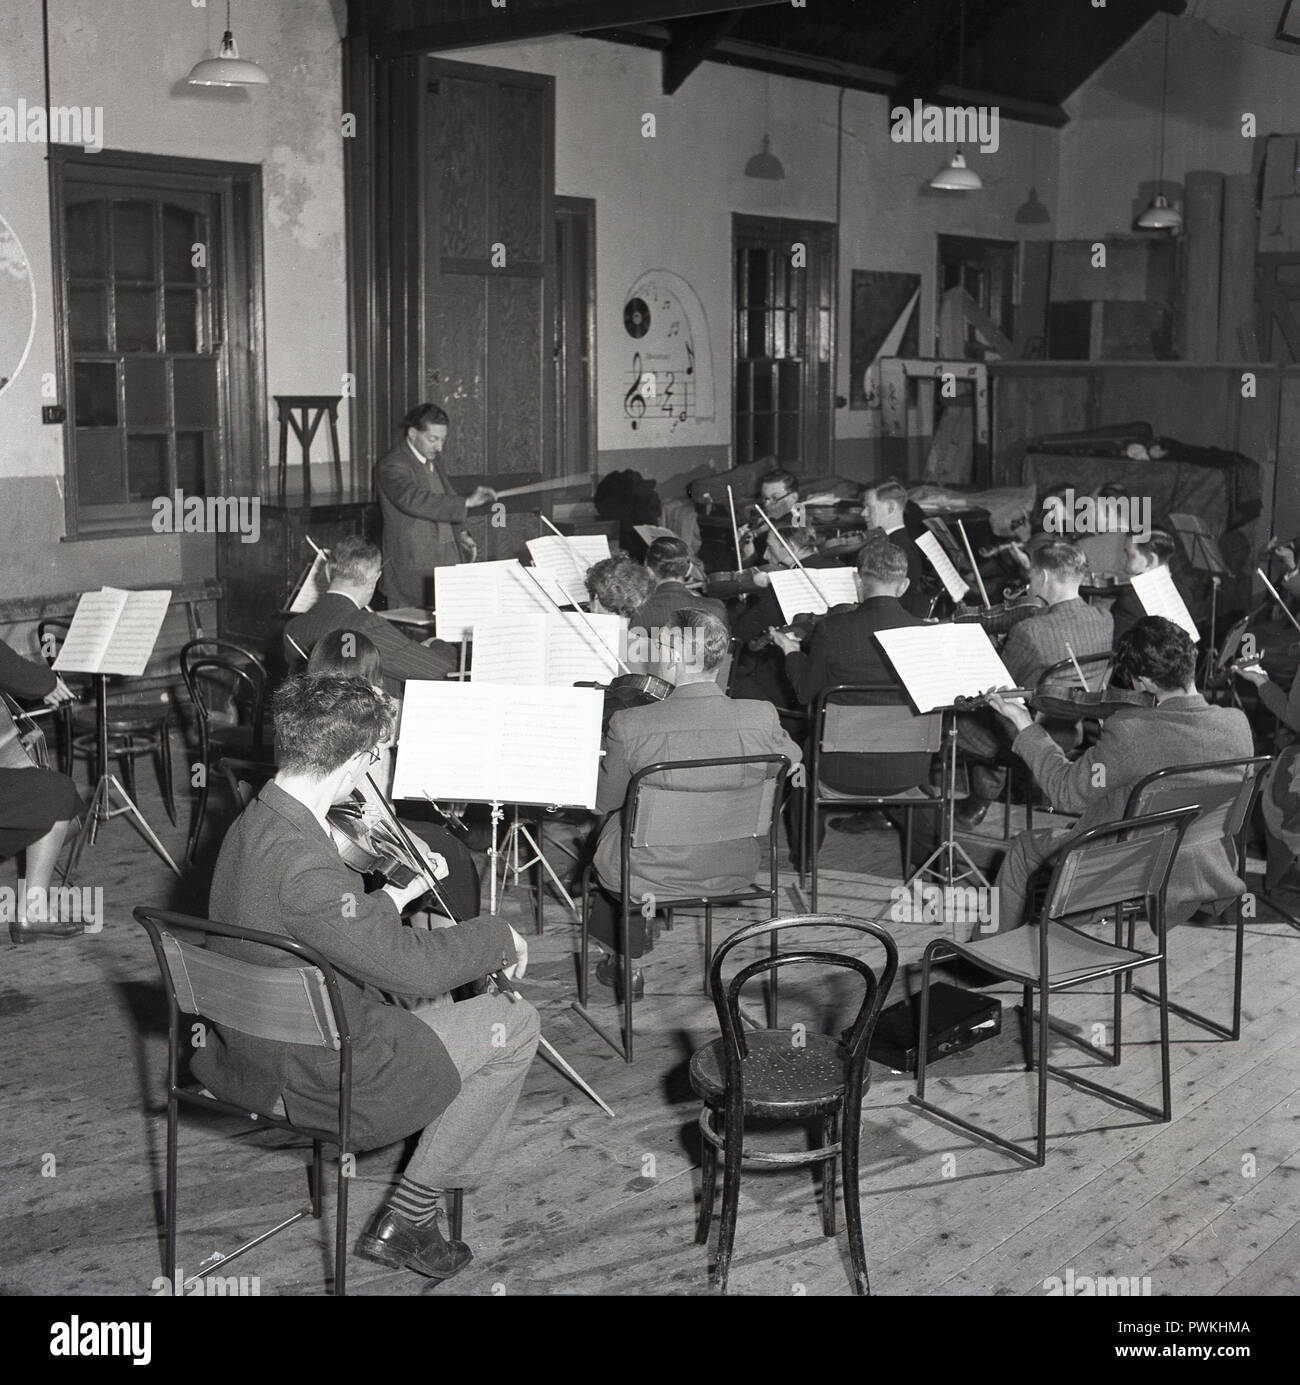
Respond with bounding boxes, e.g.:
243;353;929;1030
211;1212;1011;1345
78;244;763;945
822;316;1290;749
555;195;598;483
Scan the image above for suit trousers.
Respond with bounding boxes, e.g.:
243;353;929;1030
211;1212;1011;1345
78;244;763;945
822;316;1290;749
994;826;1065;932
403;992;540;1191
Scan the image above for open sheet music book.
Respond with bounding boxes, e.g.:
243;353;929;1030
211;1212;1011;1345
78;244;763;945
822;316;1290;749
1167;512;1231;577
286;551;329;614
471;612;623;686
1130;568;1199;640
434;560;567;641
52;587;171;678
875;623;1017;714
392;681;604;809
525;534;612;590
916;531;971;603
766;566;860;623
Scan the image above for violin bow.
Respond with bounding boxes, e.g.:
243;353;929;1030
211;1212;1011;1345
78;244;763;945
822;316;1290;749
363;772;456;918
752;507;832;608
954;519;992;610
1255;567;1300;637
725;484;745;571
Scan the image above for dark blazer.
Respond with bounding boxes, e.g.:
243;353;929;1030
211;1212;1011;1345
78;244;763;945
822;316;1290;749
375;440;469;608
785;595;930;795
1013;693;1254;923
1002;597;1114;689
593;682;799;901
283;592;458;698
191;782;516;1149
632;580;727;631
887;527;933;617
1109;571;1194;647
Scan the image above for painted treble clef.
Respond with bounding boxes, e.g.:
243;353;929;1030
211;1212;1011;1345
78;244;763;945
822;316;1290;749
624;351;648;429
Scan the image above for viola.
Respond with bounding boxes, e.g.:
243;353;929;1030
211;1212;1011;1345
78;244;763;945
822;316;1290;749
952;684;1157;720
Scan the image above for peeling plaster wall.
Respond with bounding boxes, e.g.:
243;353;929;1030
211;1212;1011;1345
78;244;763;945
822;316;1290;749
0;0;346;598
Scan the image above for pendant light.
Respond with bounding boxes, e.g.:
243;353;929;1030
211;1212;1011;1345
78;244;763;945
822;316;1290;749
1015;131;1051;224
187;0;269;87
1136;14;1181;231
744;134;786;181
929;0;982;191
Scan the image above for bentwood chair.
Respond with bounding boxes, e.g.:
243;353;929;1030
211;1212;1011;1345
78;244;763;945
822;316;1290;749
1120;756;1269;1042
574;753;791;1062
180;640;269;864
689;913;898;1294
134;906;356;1295
910;807;1199;1167
802;685;946;907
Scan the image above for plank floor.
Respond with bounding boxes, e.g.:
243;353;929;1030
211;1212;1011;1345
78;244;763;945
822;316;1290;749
2;763;1298;1298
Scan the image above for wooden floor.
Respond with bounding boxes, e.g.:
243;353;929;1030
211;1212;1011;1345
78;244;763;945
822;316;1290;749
3;763;1299;1299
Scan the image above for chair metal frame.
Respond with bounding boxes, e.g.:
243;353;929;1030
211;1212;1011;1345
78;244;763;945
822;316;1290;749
909;806;1199;1167
802;683;945;908
180;640;268;864
134;906;357;1295
574;753;790;1063
1120;755;1269;1042
691;913;899;1294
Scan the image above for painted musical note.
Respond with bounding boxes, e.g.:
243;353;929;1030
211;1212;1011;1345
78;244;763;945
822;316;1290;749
685;340;695;376
667;319;680;338
661;371;675;415
624;352;648;429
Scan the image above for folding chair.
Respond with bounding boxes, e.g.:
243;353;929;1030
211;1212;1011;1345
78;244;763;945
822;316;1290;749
909;807;1199;1166
1120;755;1269;1041
575;753;790;1062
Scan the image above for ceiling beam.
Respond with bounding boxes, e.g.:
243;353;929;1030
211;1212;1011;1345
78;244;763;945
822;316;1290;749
888;0;1025;107
661;11;742;95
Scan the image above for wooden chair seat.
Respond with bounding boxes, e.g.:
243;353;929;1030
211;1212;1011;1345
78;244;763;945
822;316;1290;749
690;1030;845;1117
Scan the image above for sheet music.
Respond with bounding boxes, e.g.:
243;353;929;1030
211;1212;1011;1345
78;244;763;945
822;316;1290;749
633;524;679;546
1130;567;1199;640
767;566;860;622
875;623;1017;713
53;587;171;677
287;552;329;614
392;681;603;808
916;531;970;603
471;613;623;685
433;561;561;640
525;534;612;590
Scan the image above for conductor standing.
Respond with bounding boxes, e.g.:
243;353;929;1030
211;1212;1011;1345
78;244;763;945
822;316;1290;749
376;403;497;608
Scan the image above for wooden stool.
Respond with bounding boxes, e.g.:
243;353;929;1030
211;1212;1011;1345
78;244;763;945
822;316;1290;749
274;395;343;503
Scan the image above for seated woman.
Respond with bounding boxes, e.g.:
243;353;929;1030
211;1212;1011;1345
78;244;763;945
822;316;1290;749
0;638;83;942
584;555;654;619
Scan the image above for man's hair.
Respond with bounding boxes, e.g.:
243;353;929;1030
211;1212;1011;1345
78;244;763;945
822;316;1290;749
585;555;654;617
1130;529;1175;567
857;533;908;585
863;477;908;509
1030;539;1088;579
329;535;381;585
759;468;798;495
645;536;693;582
782;527;816;554
1114;616;1195;692
402;402;449;433
306;630;384;688
673;608;731;673
272;674;395;777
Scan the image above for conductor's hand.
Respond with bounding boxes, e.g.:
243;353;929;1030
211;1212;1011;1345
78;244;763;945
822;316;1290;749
504;924;528;981
43;676;75;707
986;688;1033;733
466;485;497;509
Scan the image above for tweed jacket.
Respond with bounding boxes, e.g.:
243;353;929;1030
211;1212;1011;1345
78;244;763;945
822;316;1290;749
375;440;469;608
1002;597;1114;689
593;682;800;902
191;782;516;1149
1012;693;1254;921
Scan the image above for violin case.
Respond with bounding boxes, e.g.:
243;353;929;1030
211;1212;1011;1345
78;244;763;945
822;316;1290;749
868;982;1002;1074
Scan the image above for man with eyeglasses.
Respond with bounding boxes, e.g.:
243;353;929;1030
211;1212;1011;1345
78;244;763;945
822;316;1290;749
192;674;537;1283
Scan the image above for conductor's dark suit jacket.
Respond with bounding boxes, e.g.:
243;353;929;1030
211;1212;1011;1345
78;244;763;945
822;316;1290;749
375;440;469;608
191;783;516;1149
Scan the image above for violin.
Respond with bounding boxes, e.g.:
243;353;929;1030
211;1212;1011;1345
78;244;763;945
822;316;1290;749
703;567;765;599
950;594;1046;638
953;684;1157;720
327;779;454;915
749;612;825;651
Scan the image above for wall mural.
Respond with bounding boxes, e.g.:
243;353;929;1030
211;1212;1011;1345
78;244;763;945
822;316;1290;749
0;213;37;395
621;269;715;431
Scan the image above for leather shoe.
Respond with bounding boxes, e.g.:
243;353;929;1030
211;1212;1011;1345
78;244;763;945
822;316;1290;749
358;1207;472;1281
595;954;644;1000
9;919;84;944
953;798;989;830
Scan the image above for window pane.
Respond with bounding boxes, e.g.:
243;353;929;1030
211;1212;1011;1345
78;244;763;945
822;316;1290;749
176;432;207;494
752;413;775;457
772;310;786;360
112;202;155;280
127;434;168;500
745;311;767;359
74;361;118;426
65;200;106;277
753;367;773;414
173;358;217;426
786;311;802;359
747;250;768;307
116;287;158;352
735;365;751;414
125;358;168;425
69;286;108;351
163;206;200;282
165;289;199;353
778;411;800;462
778;359;802;408
76;432;124;505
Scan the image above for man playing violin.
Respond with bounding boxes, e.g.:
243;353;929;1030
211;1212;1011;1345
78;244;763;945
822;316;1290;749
860;478;933;617
984;616;1252;933
1110;529;1187;647
739;467;802;566
192;674;536;1283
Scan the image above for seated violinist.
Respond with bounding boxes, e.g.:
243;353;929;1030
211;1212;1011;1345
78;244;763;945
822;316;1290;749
860;478;934;617
1110;529;1187;646
192;673;536;1283
1231;649;1300;896
740;466;801;566
983;617;1252;933
632;537;726;628
284;537;459;697
584;554;654;619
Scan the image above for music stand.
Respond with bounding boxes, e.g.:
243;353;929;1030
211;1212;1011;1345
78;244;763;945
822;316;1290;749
487;800;581;928
1168;512;1231;682
908;706;990;903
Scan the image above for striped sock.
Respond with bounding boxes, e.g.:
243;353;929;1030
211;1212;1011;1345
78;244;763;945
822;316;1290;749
389;1177;443;1227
